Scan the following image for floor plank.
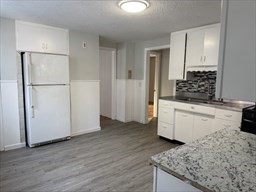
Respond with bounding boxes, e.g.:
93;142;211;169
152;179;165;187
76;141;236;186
0;119;179;192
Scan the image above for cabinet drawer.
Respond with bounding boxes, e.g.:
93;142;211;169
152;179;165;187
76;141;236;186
213;118;241;132
158;107;174;124
159;100;175;108
215;109;242;122
175;102;215;116
157;122;174;140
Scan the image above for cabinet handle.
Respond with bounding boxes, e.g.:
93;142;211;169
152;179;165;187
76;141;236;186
204;56;206;62
224;114;232;118
191;106;194;109
182;114;187;117
200;56;203;62
42;43;45;49
201;118;208;121
163;111;168;114
46;43;48;50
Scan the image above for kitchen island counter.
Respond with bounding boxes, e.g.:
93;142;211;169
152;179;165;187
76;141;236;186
150;129;256;192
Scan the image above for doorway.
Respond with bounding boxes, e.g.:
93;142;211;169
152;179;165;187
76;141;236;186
99;47;116;122
148;52;160;121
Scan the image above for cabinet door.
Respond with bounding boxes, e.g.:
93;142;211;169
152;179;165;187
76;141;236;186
169;32;186;80
174;111;193;143
16;21;69;55
186;29;204;67
203;26;220;66
193;115;214;140
44;27;69;55
16;21;46;53
158;107;174;124
158;122;174;140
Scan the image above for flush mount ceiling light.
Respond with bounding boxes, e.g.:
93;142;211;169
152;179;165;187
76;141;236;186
118;0;150;13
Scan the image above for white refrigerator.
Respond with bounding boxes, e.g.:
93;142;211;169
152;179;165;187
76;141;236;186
23;52;71;147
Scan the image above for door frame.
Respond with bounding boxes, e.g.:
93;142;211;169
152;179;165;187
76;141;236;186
149;52;161;118
142;45;170;124
99;47;117;120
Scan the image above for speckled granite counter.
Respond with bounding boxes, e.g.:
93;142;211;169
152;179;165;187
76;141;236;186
160;96;253;112
150;129;256;192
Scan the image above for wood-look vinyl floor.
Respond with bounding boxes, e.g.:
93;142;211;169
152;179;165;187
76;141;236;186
0;119;179;192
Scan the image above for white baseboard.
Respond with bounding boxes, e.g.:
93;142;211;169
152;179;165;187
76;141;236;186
71;127;101;137
4;142;26;151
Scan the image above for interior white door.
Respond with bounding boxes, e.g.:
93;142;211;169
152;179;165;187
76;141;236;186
24;53;69;85
26;85;70;145
99;49;113;119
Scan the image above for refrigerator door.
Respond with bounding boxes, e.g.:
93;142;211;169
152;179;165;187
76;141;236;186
24;52;69;85
25;85;71;146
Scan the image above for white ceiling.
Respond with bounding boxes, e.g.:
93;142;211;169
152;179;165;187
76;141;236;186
0;0;221;43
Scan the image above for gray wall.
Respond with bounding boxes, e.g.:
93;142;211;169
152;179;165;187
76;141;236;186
99;36;117;49
69;30;99;80
0;17;17;80
159;49;174;97
116;42;135;79
134;35;170;80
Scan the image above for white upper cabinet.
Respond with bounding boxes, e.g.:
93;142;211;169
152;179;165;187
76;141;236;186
186;24;220;67
169;32;186;80
16;21;69;55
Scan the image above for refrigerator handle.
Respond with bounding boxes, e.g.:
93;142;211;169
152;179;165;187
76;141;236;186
29;86;35;118
26;53;32;85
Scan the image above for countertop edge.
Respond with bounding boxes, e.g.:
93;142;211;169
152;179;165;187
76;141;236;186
149;159;212;192
159;96;253;112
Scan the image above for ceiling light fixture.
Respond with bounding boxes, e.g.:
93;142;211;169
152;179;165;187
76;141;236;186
118;0;150;13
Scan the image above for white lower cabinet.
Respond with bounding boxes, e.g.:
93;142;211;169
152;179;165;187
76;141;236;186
154;167;201;192
193;114;214;140
174;111;194;143
157;100;175;140
158;100;242;143
213;109;242;132
158;122;174;140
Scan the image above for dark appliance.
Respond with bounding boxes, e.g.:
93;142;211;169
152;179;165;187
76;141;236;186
241;105;256;135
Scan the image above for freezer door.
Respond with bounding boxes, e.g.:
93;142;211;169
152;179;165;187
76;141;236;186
24;52;69;85
25;85;71;145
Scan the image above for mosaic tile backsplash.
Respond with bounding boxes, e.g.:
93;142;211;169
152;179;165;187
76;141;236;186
176;71;217;97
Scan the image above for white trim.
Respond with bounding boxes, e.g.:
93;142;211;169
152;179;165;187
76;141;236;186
70;80;100;83
142;44;170;124
4;142;26;151
71;127;101;137
100;47;117;120
0;80;18;83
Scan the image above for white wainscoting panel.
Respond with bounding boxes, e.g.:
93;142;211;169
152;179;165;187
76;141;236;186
133;80;144;123
1;80;25;151
116;79;126;122
116;79;144;123
70;80;101;136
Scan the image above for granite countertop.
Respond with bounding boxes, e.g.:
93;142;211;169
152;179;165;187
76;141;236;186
160;96;253;112
150;129;256;192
